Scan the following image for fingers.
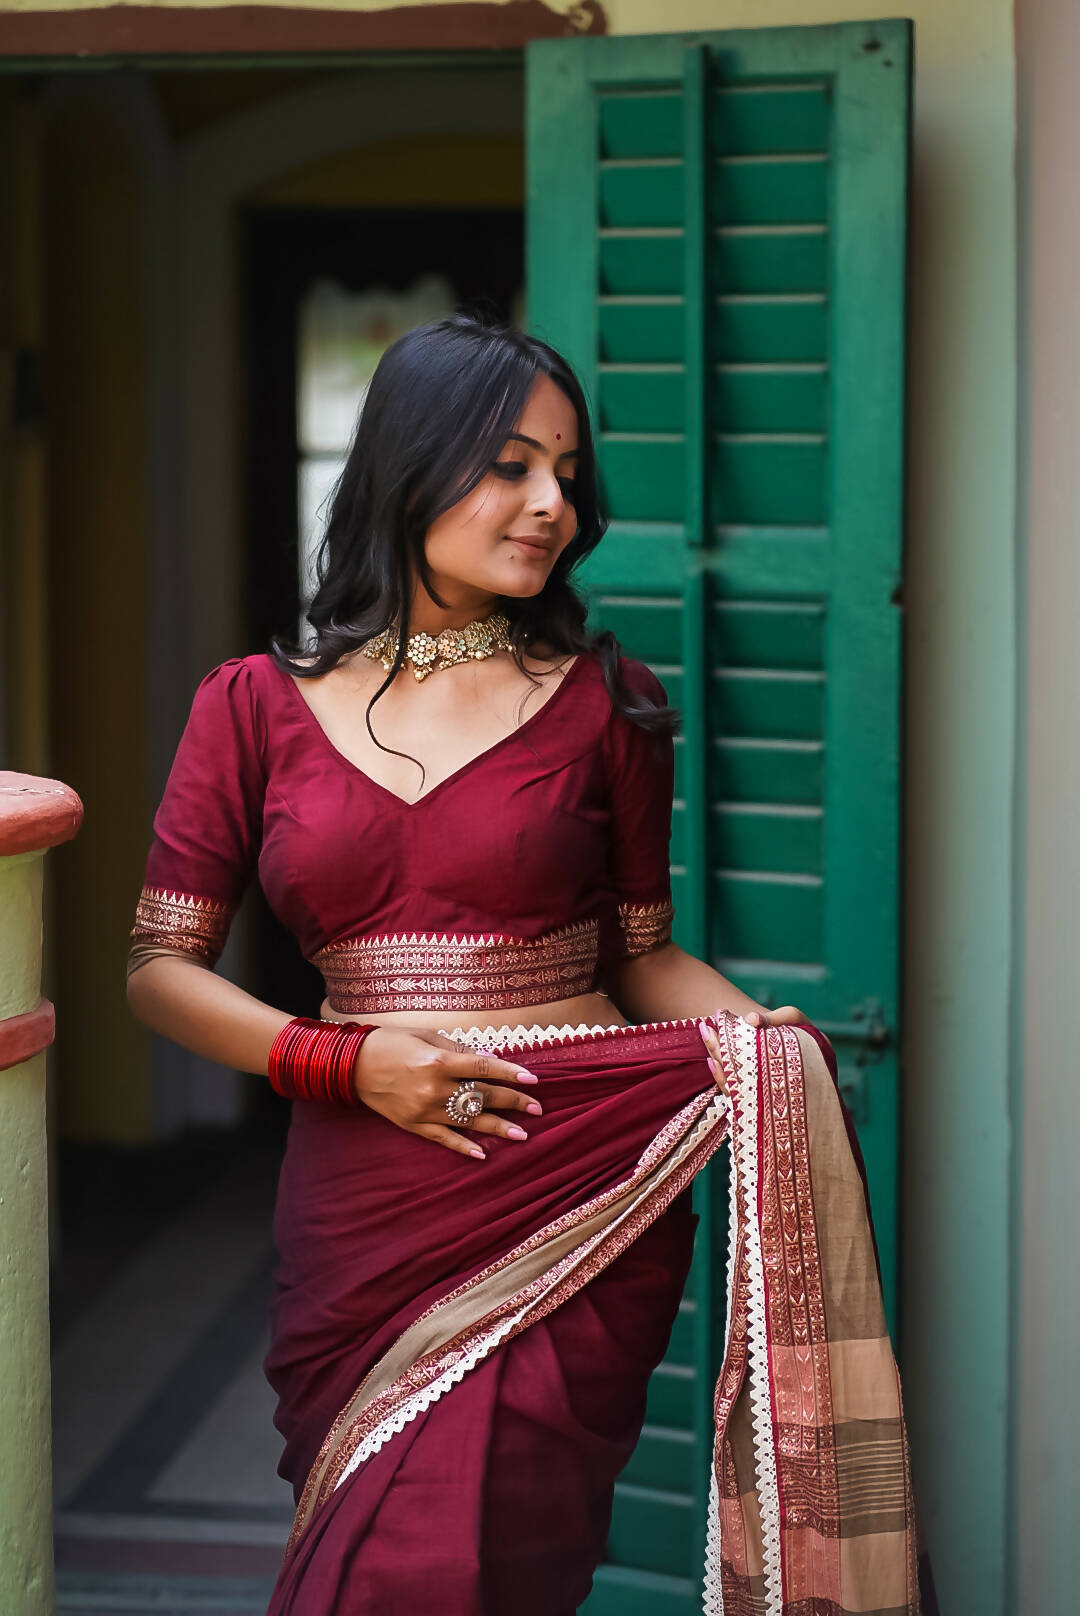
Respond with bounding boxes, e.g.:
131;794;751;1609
429;1030;467;1051
696;1018;729;1097
465;1050;540;1086
437;1079;541;1140
422;1030;539;1086
710;1006;787;1027
469;1112;530;1142
409;1116;531;1158
435;1046;540;1088
702;1008;771;1032
421;1065;542;1144
699;1022;721;1059
476;1082;543;1116
411;1122;488;1162
743;1005;807;1028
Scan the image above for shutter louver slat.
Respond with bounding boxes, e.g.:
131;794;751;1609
710;83;830;154
711;155;829;224
599;235;683;295
713;367;827;433
714;293;828;361
598;369;684;432
712;226;828;293
598;302;683;362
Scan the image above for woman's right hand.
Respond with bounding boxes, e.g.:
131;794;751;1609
352;1025;542;1160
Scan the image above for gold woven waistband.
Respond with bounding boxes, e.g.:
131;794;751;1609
311;920;599;1016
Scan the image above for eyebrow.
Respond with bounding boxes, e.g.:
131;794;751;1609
506;432;579;461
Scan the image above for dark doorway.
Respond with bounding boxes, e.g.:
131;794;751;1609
241;205;525;1035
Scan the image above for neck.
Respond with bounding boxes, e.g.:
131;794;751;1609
406;584;499;638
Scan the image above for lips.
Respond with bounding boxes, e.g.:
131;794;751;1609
505;535;552;555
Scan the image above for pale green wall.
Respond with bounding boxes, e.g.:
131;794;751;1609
1013;3;1080;1610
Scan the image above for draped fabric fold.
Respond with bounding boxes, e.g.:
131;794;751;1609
265;1011;923;1615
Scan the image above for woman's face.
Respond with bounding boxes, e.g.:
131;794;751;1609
422;374;580;608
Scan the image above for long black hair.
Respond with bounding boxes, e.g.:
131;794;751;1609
271;313;677;747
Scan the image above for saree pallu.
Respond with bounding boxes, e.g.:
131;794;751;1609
264;1011;923;1616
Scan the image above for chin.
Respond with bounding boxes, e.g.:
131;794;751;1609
489;568;554;600
497;578;551;600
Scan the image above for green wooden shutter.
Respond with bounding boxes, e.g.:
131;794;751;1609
527;21;910;1611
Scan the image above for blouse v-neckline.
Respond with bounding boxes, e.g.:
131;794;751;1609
273;651;588;810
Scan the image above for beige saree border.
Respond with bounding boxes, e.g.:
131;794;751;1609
285;1078;730;1557
704;1017;921;1616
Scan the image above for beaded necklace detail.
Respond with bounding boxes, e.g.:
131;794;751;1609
362;612;513;683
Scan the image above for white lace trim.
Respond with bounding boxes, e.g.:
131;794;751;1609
704;1462;724;1615
331;1092;728;1496
448;1020;621;1050
731;1015;782;1615
333;1310;527;1493
446;1015;703;1052
703;1070;739;1615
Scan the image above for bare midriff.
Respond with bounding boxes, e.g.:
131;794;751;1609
319;989;630;1034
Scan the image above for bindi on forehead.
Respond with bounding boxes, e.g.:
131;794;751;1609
506;429;578;460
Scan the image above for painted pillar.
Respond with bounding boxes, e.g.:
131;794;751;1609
0;772;82;1615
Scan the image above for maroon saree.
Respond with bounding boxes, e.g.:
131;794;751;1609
264;1011;922;1616
128;656;924;1610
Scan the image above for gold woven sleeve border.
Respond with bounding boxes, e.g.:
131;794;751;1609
130;886;234;967
617;899;675;958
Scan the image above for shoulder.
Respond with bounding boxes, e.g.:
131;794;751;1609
573;651;674;782
613;654;669;708
186;655;277;754
575;649;668;715
192;653;281;705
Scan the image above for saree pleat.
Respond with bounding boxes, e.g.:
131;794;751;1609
270;1197;697;1614
264;1013;924;1615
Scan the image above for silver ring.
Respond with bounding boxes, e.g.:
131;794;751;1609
446;1081;485;1126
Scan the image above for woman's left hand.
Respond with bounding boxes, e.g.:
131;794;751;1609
740;1005;808;1030
700;1005;809;1095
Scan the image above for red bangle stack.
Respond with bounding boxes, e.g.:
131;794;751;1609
267;1017;377;1106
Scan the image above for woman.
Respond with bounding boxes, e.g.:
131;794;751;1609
128;315;924;1614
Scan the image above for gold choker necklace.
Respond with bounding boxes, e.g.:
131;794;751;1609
363;612;512;682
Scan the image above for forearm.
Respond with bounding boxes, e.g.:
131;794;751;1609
126;954;291;1077
603;942;766;1024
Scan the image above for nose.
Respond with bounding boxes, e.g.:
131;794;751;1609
528;464;566;521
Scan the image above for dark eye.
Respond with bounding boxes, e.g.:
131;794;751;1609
492;460;527;479
557;477;578;500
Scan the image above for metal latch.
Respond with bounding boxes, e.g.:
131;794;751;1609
752;997;893;1127
814;997;891;1050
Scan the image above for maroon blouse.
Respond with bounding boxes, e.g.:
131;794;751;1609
131;651;675;1015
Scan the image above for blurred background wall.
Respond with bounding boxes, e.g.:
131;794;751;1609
1013;0;1080;1607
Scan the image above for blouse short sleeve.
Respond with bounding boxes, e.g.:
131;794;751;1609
130;659;266;968
601;658;676;964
